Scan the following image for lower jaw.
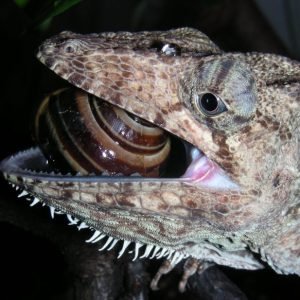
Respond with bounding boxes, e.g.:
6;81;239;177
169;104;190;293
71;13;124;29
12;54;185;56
0;140;238;192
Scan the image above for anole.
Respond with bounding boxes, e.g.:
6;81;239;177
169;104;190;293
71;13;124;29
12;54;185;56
1;28;299;290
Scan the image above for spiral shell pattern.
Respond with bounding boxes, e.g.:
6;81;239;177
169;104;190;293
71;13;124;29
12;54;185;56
35;88;171;177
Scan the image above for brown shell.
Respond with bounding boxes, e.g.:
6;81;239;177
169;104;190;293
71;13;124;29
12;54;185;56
35;88;171;177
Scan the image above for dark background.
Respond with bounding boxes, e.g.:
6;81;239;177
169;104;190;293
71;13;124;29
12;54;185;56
0;0;299;299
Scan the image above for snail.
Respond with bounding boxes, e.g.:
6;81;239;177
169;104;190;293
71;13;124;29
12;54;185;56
35;87;171;177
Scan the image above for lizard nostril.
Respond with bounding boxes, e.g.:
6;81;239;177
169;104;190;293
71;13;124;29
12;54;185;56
61;41;78;54
64;44;75;53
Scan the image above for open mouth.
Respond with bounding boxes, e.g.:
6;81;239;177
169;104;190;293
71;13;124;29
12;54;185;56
0;91;239;190
25;87;238;190
1;40;237;191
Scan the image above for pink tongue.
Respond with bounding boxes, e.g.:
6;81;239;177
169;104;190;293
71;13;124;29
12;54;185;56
182;154;217;182
181;148;239;190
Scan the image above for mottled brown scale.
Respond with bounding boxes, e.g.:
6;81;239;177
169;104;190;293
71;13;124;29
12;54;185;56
1;28;300;279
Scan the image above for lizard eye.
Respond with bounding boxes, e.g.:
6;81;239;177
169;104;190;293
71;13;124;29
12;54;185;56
195;92;228;117
161;43;181;56
150;41;181;56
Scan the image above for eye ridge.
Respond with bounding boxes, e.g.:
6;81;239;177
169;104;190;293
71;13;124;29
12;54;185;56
195;92;228;117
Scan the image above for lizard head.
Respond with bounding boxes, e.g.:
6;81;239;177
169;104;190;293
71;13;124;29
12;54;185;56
1;28;300;276
36;28;299;192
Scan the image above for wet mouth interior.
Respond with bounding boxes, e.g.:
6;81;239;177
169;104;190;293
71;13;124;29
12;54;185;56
36;133;197;179
0;98;237;190
0;121;238;190
37;132;237;190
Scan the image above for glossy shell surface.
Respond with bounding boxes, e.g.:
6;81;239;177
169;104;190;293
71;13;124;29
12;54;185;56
35;88;171;177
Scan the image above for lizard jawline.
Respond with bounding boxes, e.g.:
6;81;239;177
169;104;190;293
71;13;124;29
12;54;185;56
0;144;238;191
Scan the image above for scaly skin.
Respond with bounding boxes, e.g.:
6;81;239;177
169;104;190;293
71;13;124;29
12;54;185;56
1;28;300;277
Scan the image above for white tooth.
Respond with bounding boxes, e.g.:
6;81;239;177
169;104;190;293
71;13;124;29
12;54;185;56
132;242;143;261
77;222;89;230
167;249;175;259
140;244;154;258
11;184;15;188
170;252;180;265
174;253;184;265
91;233;106;243
49;206;55;219
150;245;161;259
42;203;46;206
55;210;64;214
67;214;79;225
30;198;40;207
117;240;131;258
18;190;28;198
99;236;113;251
107;238;119;251
15;186;19;191
85;230;102;243
156;247;168;259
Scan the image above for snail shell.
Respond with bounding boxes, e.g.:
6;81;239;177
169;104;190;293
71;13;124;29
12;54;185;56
35;88;171;177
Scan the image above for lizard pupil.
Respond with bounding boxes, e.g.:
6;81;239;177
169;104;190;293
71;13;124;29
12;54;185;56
195;92;227;117
200;93;219;112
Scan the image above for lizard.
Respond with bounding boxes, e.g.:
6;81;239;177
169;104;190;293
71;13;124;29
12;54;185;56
0;28;299;290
